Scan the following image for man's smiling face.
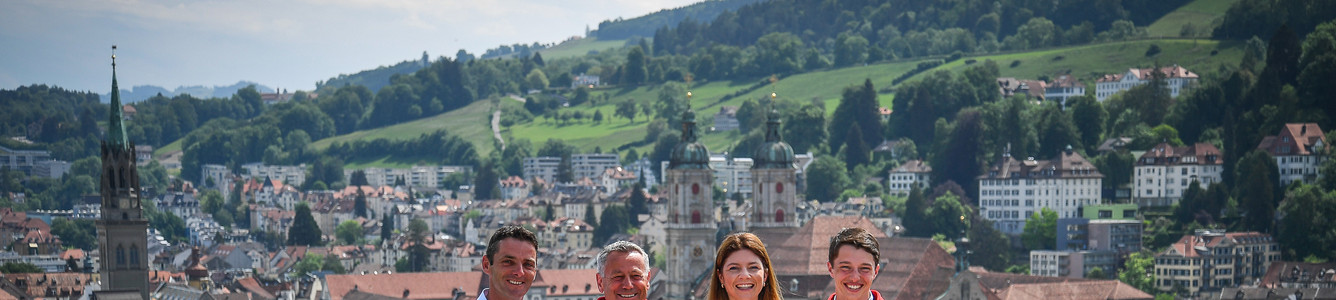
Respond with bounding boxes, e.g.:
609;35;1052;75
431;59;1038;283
483;238;538;300
596;251;650;300
828;245;879;300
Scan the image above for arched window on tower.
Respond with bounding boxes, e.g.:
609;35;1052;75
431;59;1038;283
776;209;785;223
116;245;126;268
130;246;139;267
691;210;702;224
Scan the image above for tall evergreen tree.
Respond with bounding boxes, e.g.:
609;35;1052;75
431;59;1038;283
380;213;393;243
288;202;322;246
842;124;871;170
903;184;929;237
354;190;368;218
624;46;648;85
584;204;599;228
1236;150;1281;233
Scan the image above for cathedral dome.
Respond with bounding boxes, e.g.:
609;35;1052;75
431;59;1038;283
751;110;794;169
669;108;710;169
753;140;794;169
670;142;711;169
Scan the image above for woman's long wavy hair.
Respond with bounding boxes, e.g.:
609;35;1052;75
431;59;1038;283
708;232;784;300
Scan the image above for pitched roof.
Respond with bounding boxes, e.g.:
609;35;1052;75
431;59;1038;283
325;272;483;300
1136;142;1223;166
1097;65;1199;82
982;149;1103;179
1257;123;1327;156
891;160;931;174
534;269;601;296
1159;231;1273;258
1258;261;1336;288
995;280;1153;300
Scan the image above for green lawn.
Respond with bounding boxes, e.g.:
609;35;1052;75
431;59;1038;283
309;97;502;155
154;139;182;156
932;39;1244;81
1147;0;1239;38
538;38;628;59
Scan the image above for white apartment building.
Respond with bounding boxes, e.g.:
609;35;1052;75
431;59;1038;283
1155;230;1279;296
349;165;472;188
1257;123;1328;186
1094;65;1198;101
978;148;1103;235
1133;143;1224;207
710;154;754;199
887;160;931;195
1044;74;1086;106
572;153;620;181
242;163;307;186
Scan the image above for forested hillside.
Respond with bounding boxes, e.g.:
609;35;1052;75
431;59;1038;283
316;54;430;93
591;0;764;40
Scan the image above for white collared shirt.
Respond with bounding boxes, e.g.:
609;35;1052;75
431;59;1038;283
478;288;490;300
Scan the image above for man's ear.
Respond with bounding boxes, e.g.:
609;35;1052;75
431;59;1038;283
596;273;605;293
827;262;834;273
481;256;491;272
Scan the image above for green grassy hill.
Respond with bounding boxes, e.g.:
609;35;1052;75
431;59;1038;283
309;98;505;168
538;38;627;60
304;38;1245;167
1146;0;1239;38
933;39;1243;80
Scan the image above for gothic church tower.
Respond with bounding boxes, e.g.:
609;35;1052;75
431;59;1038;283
663;107;717;299
750;110;799;228
97;46;151;299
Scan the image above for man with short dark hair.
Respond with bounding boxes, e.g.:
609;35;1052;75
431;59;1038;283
480;225;540;300
594;241;651;300
826;227;883;300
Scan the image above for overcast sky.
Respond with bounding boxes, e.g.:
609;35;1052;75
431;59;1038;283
0;0;699;94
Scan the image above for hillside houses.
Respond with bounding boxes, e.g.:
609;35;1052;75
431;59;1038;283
1095;65;1198;101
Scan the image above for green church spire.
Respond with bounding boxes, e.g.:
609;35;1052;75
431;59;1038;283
107;45;129;148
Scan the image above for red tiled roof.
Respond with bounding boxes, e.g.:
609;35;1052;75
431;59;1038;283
1136;142;1223;166
1;273;90;299
1259;261;1336;288
235;277;277;299
59;249;85;260
325;272;483;300
1159;232;1272;258
995;280;1153;300
1258;123;1327;156
535;269;600;296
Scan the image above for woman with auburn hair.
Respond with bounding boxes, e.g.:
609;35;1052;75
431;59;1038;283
708;232;784;300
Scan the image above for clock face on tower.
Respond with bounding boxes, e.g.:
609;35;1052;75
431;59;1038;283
693;246;703;257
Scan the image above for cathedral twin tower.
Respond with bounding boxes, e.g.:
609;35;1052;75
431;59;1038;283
663;101;798;298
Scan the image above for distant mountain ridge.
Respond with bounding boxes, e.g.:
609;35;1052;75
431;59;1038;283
99;81;274;103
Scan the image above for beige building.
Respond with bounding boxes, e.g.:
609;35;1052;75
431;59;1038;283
1154;230;1280;296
